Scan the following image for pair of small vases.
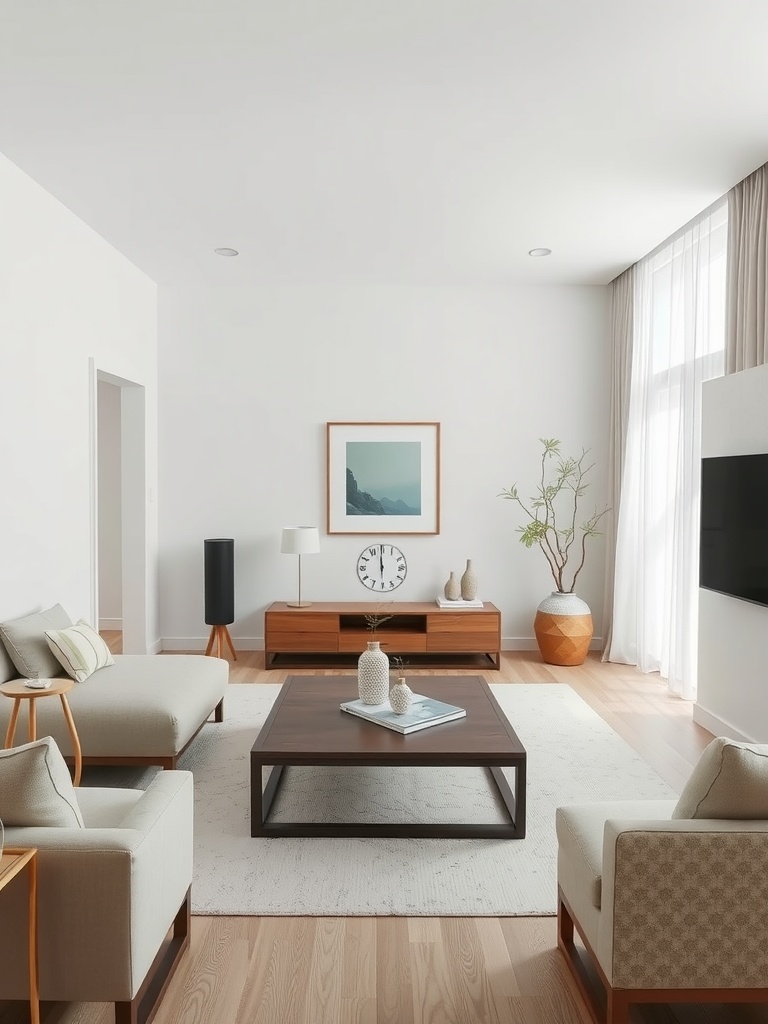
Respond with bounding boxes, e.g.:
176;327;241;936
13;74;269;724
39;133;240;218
357;641;412;713
444;558;478;601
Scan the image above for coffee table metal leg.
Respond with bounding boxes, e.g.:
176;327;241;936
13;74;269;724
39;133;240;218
489;763;526;839
251;762;286;836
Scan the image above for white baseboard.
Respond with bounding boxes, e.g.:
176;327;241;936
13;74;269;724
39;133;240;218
159;636;603;654
692;703;755;742
502;637;603;651
99;617;123;630
161;637;264;652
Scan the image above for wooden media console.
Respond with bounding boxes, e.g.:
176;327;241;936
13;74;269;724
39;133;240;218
264;601;501;669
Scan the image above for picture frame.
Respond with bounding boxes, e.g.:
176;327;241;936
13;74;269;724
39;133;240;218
326;421;441;535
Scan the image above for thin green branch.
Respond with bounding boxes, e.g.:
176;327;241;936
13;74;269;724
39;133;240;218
498;440;610;594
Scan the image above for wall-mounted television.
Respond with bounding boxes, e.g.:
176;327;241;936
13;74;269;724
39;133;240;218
700;453;768;608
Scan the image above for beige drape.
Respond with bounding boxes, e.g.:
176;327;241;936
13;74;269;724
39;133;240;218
726;161;768;373
600;265;634;660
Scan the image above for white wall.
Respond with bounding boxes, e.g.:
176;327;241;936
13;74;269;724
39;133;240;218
696;362;768;740
158;284;610;650
0;152;159;646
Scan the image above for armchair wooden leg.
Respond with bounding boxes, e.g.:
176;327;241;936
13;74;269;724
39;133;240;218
558;889;630;1024
114;888;190;1024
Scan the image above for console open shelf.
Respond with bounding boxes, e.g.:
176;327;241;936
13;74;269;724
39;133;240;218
264;601;501;669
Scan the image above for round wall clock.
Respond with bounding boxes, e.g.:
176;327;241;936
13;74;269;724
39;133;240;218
356;543;407;592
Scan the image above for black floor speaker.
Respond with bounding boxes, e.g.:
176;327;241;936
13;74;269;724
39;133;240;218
204;538;234;626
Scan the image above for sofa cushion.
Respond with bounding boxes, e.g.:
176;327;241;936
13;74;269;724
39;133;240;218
75;785;145;827
0;736;83;827
0;604;72;679
0;655;228;760
557;800;680;910
672;736;768;819
45;619;114;682
0;641;16;684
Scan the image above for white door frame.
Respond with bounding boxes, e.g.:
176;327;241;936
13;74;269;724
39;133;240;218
89;360;148;653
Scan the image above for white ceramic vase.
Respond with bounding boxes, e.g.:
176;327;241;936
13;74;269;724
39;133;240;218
357;641;390;704
460;559;478;600
388;677;413;714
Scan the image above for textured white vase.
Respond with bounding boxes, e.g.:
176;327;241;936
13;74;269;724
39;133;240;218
388;677;413;714
460;559;478;600
443;572;461;601
357;641;390;704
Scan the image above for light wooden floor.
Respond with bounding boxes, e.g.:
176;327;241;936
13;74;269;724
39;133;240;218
6;646;767;1024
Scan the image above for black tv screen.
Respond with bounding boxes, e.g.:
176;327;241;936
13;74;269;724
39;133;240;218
700;453;768;608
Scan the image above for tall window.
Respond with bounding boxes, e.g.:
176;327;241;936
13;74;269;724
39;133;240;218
609;199;727;698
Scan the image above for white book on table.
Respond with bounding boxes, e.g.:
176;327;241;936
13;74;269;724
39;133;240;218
434;596;484;608
340;693;466;734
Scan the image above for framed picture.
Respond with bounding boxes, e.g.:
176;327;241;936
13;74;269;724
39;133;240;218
326;421;441;535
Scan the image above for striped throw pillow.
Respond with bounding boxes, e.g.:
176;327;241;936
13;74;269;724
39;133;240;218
44;619;114;682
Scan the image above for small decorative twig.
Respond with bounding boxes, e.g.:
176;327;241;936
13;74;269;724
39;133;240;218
365;609;394;635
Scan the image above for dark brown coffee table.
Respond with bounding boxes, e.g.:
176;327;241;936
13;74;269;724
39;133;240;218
250;675;527;839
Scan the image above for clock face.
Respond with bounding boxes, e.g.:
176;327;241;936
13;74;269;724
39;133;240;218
357;543;407;592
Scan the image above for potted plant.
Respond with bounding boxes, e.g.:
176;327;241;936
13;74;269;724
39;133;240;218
498;438;608;665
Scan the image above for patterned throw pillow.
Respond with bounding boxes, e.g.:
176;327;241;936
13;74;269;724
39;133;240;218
0;736;83;827
44;619;114;682
672;736;768;819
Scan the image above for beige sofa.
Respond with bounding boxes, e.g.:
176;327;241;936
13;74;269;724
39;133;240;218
0;604;228;769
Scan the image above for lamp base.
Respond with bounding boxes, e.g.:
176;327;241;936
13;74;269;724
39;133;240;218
286;601;313;608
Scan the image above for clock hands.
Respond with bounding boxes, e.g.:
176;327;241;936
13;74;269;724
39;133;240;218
357;544;407;590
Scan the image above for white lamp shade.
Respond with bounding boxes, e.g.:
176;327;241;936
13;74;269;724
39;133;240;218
281;526;320;555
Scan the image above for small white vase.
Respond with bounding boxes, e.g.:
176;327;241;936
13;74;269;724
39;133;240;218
443;572;461;601
389;676;413;715
460;559;478;600
357;641;390;704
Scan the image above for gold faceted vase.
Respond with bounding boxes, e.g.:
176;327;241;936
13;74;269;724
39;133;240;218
534;591;593;666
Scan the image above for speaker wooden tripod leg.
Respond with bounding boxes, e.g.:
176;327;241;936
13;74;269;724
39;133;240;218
223;625;237;661
205;627;216;657
205;625;237;661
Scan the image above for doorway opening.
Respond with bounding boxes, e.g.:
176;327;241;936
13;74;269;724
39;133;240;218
91;364;147;654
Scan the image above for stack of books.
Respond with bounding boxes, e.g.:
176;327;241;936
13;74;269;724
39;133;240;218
435;596;484;608
340;693;466;734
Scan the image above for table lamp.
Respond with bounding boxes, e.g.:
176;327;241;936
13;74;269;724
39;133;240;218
281;526;320;607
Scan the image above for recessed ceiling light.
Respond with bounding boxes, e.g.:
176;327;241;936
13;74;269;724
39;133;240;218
214;247;239;257
528;248;552;257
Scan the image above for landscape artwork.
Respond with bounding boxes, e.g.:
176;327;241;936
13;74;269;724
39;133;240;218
327;422;440;534
345;441;421;517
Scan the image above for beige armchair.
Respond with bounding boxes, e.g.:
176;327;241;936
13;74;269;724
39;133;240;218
556;738;768;1023
0;768;193;1024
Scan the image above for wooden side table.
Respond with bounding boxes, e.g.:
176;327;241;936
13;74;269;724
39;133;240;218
0;679;83;786
0;847;39;1024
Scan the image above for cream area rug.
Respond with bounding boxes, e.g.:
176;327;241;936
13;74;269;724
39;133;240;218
88;683;678;917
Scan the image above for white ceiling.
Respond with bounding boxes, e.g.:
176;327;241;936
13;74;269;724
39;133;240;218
2;0;768;287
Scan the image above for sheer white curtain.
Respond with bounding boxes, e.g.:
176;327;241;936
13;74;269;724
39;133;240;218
607;199;727;698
